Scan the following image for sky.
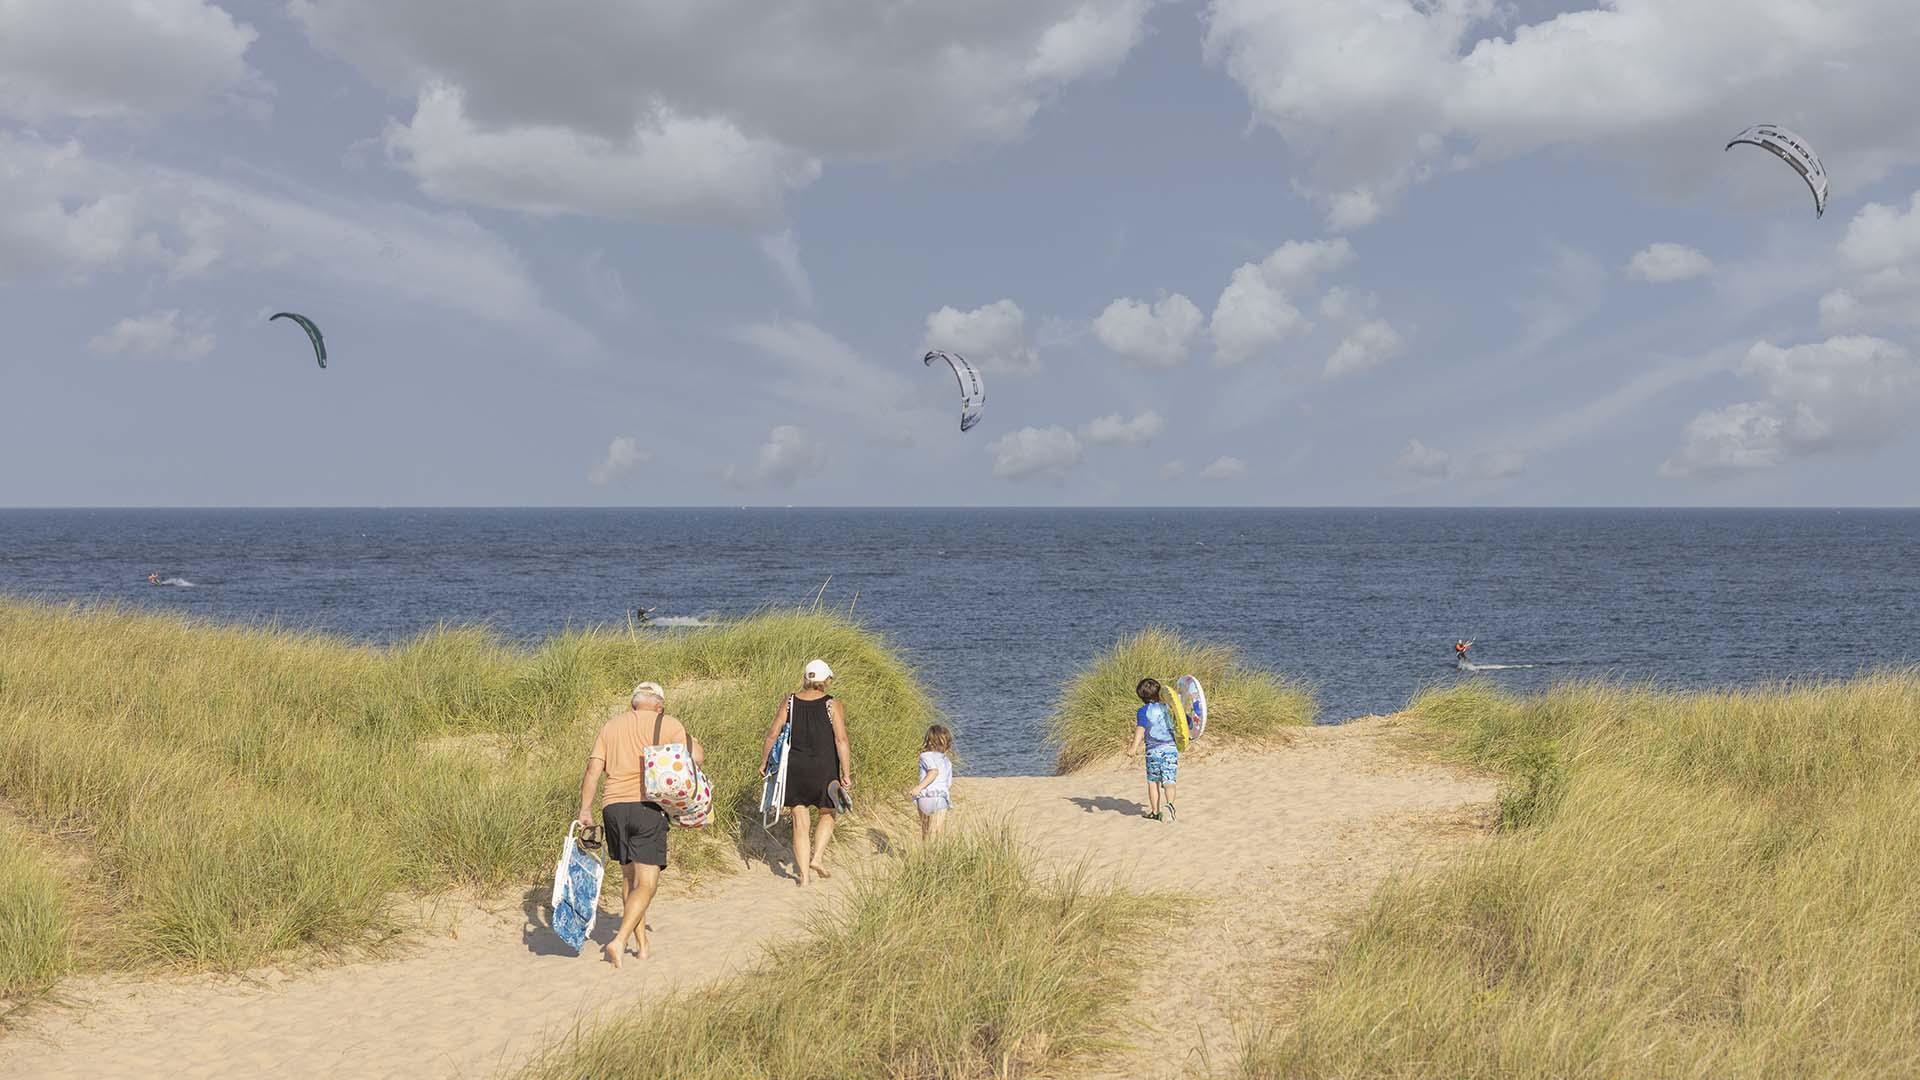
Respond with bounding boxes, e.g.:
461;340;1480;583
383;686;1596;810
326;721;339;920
5;0;1920;507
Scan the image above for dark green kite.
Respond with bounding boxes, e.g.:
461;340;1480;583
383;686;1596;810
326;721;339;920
270;312;327;369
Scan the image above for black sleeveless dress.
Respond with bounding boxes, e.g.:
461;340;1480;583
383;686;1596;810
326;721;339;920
782;694;841;809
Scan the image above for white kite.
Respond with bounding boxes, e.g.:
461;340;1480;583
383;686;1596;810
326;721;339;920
1725;124;1829;218
923;350;985;433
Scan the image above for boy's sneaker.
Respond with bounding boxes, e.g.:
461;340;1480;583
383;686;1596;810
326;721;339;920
1163;803;1176;823
1148;808;1162;821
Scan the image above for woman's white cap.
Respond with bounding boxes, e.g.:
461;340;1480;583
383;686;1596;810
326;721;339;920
631;681;666;702
803;659;834;682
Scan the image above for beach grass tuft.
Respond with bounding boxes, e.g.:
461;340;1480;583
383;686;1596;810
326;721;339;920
1241;673;1920;1079
0;599;934;976
519;825;1158;1080
0;819;73;998
1050;628;1315;773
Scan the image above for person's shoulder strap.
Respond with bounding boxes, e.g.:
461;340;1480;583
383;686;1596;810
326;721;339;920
653;709;664;745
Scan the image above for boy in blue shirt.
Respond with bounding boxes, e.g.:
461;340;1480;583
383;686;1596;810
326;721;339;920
1127;677;1178;822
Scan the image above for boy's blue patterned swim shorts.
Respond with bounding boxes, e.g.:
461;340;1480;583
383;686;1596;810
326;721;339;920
1144;745;1179;784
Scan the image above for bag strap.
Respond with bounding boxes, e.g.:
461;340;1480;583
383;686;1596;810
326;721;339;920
653;706;664;746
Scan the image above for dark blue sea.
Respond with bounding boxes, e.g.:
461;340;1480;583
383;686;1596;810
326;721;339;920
3;509;1917;775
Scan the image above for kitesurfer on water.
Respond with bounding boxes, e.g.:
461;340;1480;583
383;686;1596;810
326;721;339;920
148;573;161;585
1455;640;1473;667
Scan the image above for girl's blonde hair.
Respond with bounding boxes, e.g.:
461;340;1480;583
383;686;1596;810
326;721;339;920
922;724;953;754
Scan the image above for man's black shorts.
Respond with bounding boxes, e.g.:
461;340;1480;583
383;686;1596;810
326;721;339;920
601;801;669;867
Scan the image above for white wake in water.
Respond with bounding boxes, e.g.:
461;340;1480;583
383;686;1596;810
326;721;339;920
1458;661;1535;671
647;616;717;628
158;578;195;588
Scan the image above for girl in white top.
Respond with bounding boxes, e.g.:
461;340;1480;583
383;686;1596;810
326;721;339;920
908;724;954;840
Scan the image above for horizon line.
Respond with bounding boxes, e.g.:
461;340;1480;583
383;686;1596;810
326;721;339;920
5;504;1920;513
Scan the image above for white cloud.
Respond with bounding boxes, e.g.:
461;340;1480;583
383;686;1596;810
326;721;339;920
1092;293;1203;367
1326;187;1384;231
989;426;1084;481
1394;438;1452;480
1627;243;1714;283
924;299;1038;374
760;229;814;309
0;0;258;121
384;85;820;226
0;132;595;353
727;425;828;489
1820;192;1920;331
1198;455;1247;480
1662;335;1920;476
1080;410;1165;447
1209;239;1354;363
588;436;649;485
298;0;1152;222
87;310;214;360
1324;318;1403;378
1838;192;1920;270
1204;0;1920;225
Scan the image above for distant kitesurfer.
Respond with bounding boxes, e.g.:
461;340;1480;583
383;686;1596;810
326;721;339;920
630;606;654;628
148;573;161;585
1455;640;1473;666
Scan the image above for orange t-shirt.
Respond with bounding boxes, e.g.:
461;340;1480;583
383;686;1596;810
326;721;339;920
591;710;689;808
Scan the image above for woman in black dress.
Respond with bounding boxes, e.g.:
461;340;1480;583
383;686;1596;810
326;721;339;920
760;658;851;886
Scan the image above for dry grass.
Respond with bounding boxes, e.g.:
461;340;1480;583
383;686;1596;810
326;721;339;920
1050;628;1315;774
0;816;72;998
519;826;1157;1080
1242;674;1920;1079
0;599;935;979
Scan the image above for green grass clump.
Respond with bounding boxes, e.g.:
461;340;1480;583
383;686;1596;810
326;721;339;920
1050;628;1315;773
1243;674;1920;1079
520;827;1157;1080
0;820;73;998
0;599;935;975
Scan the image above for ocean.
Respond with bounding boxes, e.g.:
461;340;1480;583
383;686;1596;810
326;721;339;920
3;508;1916;775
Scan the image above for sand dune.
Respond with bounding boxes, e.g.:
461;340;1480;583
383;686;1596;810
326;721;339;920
0;718;1492;1080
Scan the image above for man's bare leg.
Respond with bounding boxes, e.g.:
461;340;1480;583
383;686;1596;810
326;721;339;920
809;808;837;878
603;862;652;967
792;806;813;886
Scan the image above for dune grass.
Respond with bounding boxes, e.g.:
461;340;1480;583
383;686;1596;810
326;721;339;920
519;826;1157;1080
1242;674;1920;1079
0;599;934;975
0;818;73;998
1050;628;1315;773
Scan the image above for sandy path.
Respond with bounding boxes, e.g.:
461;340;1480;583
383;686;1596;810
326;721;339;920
0;719;1491;1080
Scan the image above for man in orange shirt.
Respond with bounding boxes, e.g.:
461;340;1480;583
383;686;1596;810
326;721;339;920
576;681;705;966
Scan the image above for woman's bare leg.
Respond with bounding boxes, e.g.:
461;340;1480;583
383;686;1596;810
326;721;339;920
791;806;812;886
927;809;947;838
918;811;930;842
809;808;837;877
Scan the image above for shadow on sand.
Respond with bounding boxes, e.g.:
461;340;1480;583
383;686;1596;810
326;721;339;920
521;881;652;958
1066;795;1148;818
